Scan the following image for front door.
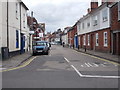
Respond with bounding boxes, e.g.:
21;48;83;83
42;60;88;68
21;34;25;54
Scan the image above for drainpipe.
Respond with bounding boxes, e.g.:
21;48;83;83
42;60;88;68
20;2;22;54
6;0;9;58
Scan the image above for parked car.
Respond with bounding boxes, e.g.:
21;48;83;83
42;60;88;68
32;41;50;55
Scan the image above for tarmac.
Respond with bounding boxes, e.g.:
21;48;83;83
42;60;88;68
0;45;120;70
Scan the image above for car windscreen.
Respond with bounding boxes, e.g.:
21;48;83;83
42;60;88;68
33;42;47;46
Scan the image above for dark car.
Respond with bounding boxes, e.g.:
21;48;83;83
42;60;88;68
32;41;50;55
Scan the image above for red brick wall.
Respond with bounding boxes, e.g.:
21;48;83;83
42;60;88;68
78;28;111;53
111;3;120;55
111;3;120;31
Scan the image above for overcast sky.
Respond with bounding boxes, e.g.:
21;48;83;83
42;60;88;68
23;0;101;33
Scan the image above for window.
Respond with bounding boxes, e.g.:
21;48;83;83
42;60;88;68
88;34;90;46
118;1;120;21
83;35;86;45
104;32;108;47
87;22;90;28
23;13;26;28
96;33;99;46
82;23;84;29
102;9;108;22
16;30;19;48
93;15;98;26
16;3;19;19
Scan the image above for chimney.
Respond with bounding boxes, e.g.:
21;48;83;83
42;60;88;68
101;0;114;5
91;1;98;12
87;8;91;13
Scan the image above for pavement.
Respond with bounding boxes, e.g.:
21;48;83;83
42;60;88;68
0;51;32;70
64;45;120;64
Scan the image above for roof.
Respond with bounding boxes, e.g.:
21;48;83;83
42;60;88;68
20;1;29;10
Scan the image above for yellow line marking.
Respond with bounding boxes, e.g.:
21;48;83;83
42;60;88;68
80;52;120;66
0;56;37;72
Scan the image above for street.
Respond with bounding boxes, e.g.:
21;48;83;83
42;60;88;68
2;45;120;88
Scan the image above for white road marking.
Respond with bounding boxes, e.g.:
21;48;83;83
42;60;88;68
64;57;70;63
87;63;93;67
71;65;83;77
85;63;90;67
92;63;99;67
0;68;6;70
64;57;120;79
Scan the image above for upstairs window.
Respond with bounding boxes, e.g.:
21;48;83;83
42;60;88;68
93;15;98;26
16;3;19;19
102;9;108;22
87;22;90;28
118;1;120;21
23;13;26;28
82;23;84;29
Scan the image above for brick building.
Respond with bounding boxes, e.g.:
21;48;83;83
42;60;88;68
110;2;120;55
77;1;112;53
68;24;77;48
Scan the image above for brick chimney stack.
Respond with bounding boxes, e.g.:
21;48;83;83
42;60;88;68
91;1;98;12
101;0;114;5
87;8;91;13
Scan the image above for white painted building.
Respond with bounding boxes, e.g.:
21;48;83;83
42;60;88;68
77;3;110;35
0;0;2;57
62;27;70;45
77;2;111;53
0;0;29;59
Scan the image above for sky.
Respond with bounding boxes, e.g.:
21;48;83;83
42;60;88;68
23;0;101;33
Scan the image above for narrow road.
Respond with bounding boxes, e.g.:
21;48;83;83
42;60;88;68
2;45;119;88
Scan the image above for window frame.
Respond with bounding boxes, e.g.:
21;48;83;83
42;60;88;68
88;34;90;46
83;35;86;46
104;32;108;47
96;33;99;46
16;3;19;19
118;1;120;21
93;15;98;26
102;9;108;22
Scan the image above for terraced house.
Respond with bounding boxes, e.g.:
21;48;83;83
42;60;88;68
0;0;29;59
77;1;120;55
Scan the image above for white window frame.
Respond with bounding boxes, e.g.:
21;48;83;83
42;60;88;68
23;13;26;28
96;33;99;46
118;1;120;21
104;32;108;47
93;15;98;26
16;3;19;19
88;34;90;46
82;23;84;29
102;9;108;22
83;35;86;45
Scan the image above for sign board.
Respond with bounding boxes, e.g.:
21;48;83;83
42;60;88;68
39;33;43;38
29;31;34;35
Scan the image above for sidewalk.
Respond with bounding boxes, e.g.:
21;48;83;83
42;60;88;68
0;51;32;69
74;48;120;63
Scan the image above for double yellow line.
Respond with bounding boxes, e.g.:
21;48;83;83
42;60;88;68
80;52;120;66
0;56;37;72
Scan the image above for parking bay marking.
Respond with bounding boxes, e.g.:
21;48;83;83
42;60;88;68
64;57;120;79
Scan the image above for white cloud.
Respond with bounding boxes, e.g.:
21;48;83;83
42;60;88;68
23;0;91;32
